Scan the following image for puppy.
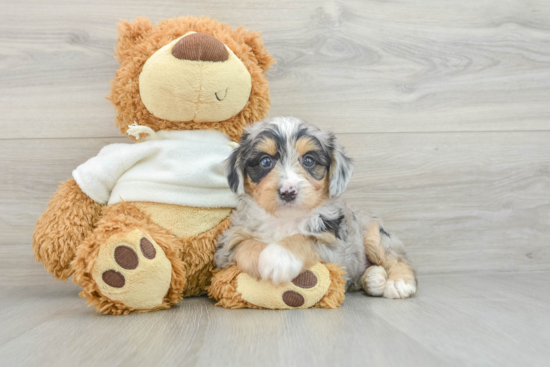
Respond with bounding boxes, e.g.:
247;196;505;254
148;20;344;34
215;116;417;299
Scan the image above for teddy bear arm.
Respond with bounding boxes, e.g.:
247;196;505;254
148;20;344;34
208;262;346;309
33;178;103;281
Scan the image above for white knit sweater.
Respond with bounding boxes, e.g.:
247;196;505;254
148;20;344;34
73;129;237;208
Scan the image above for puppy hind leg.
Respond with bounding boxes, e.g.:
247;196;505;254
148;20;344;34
362;221;417;299
384;261;417;299
361;265;387;296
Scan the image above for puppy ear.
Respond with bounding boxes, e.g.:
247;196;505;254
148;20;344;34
226;135;248;195
329;135;353;198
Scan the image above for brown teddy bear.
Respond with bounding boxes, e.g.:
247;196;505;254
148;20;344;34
33;16;347;314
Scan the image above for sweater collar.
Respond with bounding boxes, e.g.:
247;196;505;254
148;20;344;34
149;129;232;144
128;122;235;145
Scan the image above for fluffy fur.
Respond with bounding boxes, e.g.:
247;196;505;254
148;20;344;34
216;117;417;298
33;17;273;314
208;262;346;309
32;179;103;281
108;16;275;142
72;201;230;315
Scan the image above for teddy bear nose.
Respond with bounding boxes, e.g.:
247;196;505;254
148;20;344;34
171;32;229;62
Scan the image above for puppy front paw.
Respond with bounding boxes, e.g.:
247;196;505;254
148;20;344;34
383;279;417;299
258;243;303;285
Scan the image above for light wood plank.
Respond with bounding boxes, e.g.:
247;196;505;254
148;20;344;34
0;138;126;286
1;1;549;365
1;273;549;366
341;131;550;275
1;131;549;286
0;137;126;243
1;0;550;139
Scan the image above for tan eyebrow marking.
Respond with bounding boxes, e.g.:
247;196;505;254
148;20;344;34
256;137;278;156
295;137;320;156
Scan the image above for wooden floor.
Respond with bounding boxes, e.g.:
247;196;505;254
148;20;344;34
2;273;550;366
1;0;549;366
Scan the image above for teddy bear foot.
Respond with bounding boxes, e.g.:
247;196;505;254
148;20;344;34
208;263;346;309
89;229;172;311
89;229;172;312
70;225;186;315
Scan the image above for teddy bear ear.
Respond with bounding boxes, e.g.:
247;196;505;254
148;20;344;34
114;17;153;64
242;30;276;73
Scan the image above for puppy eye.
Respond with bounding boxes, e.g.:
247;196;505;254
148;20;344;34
303;155;316;168
260;155;273;169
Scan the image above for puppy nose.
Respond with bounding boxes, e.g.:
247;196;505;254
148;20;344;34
279;186;297;203
171;32;229;62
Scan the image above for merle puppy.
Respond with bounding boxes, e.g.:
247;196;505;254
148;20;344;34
215;116;417;299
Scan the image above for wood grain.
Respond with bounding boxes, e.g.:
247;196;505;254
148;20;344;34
1;0;550;139
2;132;549;286
1;273;549;367
341;131;550;275
1;0;550;365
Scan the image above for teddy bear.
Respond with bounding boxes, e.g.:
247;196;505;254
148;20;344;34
33;16;348;314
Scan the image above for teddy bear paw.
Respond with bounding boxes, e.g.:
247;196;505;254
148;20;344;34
236;263;331;309
92;229;172;310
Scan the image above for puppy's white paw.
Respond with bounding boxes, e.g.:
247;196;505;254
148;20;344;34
383;279;417;299
362;266;387;296
258;243;303;285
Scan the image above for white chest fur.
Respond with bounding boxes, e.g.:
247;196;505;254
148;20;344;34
240;201;315;243
253;216;305;243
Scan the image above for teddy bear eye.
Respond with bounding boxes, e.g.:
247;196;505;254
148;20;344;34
260;156;273;169
215;88;228;101
303;155;316;168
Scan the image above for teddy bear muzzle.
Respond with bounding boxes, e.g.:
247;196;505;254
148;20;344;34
139;31;253;123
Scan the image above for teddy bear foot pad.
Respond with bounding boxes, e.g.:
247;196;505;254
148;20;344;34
92;229;172;310
237;263;331;309
209;262;346;309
